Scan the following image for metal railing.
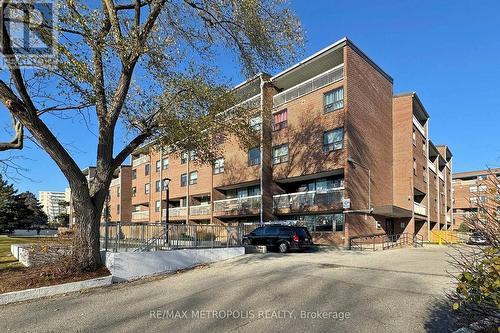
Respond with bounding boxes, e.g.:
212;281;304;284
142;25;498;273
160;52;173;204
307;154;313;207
413;202;427;216
100;222;245;252
213;195;261;214
273;190;343;210
190;205;211;216
273;64;344;107
350;233;424;251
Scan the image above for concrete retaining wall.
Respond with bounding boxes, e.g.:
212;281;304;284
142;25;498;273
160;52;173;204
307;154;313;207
105;247;245;282
11;244;71;267
0;275;112;305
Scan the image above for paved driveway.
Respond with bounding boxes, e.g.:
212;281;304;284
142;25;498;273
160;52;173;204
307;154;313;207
0;245;458;333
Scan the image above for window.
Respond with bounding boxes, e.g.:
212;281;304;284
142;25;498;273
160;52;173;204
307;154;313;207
181;152;188;164
469;186;478;193
145;163;150;176
116;186;120;197
190;151;197;161
156;160;161;172
272;144;289;165
155;200;161;212
155;180;161;192
116;204;120;215
144;183;150;194
132;169;137;179
248;147;261;166
214;157;224;174
323;128;344;152
132;187;136;197
323;87;344;112
298;213;344;232
181;173;187;187
249;115;262;131
273;109;288;131
162;158;169;170
189;171;198;185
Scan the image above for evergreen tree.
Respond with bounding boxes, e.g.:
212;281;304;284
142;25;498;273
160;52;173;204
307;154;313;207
0;175;19;233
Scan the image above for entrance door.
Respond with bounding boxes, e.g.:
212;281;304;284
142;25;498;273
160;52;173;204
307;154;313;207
385;219;394;235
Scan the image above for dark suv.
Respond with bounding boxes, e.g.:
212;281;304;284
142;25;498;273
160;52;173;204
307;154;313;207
242;225;313;253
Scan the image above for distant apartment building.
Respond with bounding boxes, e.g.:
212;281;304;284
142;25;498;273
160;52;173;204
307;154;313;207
129;37;453;246
452;168;500;228
39;191;68;222
69;165;133;225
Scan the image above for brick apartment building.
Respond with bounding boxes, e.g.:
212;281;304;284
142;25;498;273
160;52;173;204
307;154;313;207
125;37;453;246
452;168;500;228
69;165;132;225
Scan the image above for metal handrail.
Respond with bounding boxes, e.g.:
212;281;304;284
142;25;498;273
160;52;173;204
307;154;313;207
350;232;424;251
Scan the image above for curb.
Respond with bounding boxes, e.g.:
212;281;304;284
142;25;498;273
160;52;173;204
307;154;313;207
0;275;112;305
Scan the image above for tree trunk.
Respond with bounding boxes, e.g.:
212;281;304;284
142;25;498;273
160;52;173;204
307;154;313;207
70;184;103;271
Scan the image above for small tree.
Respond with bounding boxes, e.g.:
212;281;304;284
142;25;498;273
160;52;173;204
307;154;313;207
448;168;499;330
0;1;303;270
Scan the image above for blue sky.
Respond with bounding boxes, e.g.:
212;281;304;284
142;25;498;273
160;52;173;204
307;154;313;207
1;0;499;195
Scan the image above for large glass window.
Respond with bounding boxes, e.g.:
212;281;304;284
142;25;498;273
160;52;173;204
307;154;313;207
181;173;187;187
162;158;169;170
155;160;161;172
273;109;288;131
324;87;344;112
272;144;289;165
248;147;261;166
323;128;344;152
297;213;344;232
214;157;224;174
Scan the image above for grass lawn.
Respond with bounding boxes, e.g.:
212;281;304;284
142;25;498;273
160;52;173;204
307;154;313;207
0;235;52;270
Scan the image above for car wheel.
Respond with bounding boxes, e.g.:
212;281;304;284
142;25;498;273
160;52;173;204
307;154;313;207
278;242;289;253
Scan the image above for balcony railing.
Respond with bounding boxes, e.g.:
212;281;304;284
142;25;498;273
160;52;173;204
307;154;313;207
213;195;261;214
413;116;426;137
273;64;344;107
165;207;187;217
110;178;120;187
190;205;211;216
427;160;436;173
273;190;343;211
132;155;150;167
217;94;261;119
438;171;444;181
413;202;427;216
132;210;149;220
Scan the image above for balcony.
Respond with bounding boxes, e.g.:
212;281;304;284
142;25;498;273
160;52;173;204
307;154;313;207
190;205;211;216
165;207;187;217
427;160;436;173
132;210;149;220
413;116;426;137
110;178;120;187
413;202;427;216
273;190;343;214
132;155;150;167
273;64;344;107
213;195;261;216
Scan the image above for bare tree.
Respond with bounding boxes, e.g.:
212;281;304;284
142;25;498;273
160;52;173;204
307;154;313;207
0;0;303;270
448;168;499;330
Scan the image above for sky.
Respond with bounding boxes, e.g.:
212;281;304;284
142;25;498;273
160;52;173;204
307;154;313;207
1;0;499;195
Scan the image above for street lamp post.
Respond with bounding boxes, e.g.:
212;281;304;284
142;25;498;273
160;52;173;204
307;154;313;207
163;178;171;224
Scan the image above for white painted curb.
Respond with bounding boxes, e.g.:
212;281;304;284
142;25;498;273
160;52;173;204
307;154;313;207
0;275;112;305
